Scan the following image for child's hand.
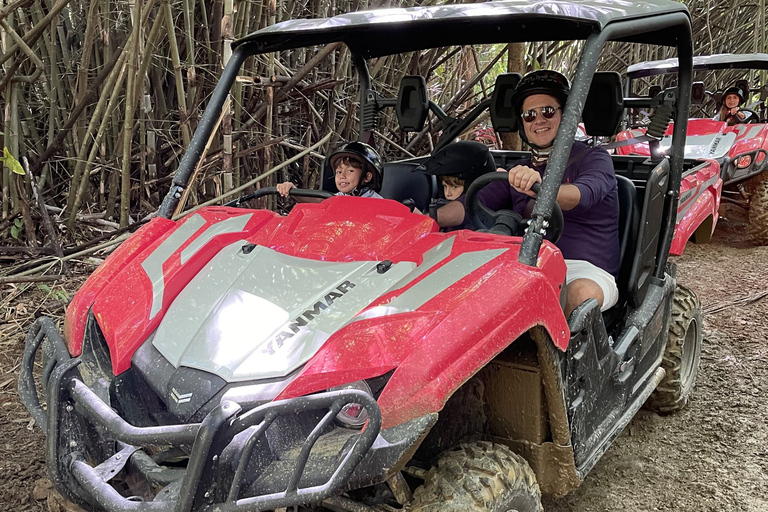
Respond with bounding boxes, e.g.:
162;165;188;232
276;182;296;197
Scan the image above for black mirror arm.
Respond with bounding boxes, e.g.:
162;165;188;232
433;99;493;152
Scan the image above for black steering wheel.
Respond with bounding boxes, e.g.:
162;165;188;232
741;108;762;124
465;172;564;243
224;187;334;207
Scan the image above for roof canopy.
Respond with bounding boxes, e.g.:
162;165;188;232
627;53;768;78
233;0;690;57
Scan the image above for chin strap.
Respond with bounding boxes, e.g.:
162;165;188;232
350;186;372;197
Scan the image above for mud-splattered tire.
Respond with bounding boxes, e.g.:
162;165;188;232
407;441;542;512
645;284;703;413
747;173;768;245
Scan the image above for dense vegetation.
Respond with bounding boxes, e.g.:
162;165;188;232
0;0;766;256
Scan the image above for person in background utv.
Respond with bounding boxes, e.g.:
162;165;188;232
442;175;465;200
277;141;384;200
712;85;752;125
436;70;620;317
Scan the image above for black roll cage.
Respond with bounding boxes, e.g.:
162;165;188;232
157;2;693;286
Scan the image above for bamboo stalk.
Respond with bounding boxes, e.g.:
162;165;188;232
176;131;332;218
162;0;191;147
120;0;143;228
67;58;129;231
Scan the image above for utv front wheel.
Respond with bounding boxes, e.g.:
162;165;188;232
747;173;768;245
645;284;703;413
407;441;542;512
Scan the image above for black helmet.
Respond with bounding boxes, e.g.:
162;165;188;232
329;141;383;192
510;70;571;115
722;86;745;105
417;141;496;190
509;70;570;149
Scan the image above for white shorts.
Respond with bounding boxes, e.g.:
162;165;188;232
565;259;619;312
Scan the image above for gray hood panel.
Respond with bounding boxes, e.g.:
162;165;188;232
153;243;415;381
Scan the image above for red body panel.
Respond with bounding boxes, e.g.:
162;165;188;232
66;196;569;428
726;123;768;168
64;218;176;355
80;208;275;373
275;231;568;429
615;119;768;158
72;198;440;375
670;162;722;255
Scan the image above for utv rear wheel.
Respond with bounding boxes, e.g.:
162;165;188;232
407;441;542;512
645;284;702;413
747;173;768;245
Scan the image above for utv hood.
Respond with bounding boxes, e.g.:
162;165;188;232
151;242;415;381
664;119;736;160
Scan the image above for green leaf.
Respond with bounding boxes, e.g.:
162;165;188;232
10;224;21;239
2;147;24;175
13;218;23;228
37;284;51;292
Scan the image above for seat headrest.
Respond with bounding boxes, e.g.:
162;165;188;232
490;72;523;133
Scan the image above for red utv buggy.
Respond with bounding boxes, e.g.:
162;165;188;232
616;53;768;243
19;1;712;511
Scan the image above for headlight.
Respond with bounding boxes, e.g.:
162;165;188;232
737;155;753;169
330;380;372;428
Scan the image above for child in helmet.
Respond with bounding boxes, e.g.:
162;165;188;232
277;141;384;200
713;86;752;125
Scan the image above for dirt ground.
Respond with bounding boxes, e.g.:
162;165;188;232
1;217;766;511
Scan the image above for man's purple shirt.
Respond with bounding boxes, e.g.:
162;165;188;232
478;142;620;277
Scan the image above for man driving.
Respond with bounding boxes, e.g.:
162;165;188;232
437;70;620;317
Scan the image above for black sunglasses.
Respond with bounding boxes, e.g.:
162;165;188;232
521;106;561;123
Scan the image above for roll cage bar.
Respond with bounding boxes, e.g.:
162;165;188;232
158;0;693;284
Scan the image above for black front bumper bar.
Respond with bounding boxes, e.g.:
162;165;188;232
18;317;434;512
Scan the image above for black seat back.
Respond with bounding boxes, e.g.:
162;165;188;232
319;156;337;194
615;175;639;303
628;159;669;308
379;161;437;212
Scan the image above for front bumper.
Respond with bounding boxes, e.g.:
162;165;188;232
18;317;436;512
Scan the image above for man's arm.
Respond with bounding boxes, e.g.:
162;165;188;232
508;165;581;210
556;184;581;210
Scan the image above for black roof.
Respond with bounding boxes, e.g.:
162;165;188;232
627;53;768;78
233;0;690;57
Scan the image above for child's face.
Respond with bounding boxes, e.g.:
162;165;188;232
724;93;740;108
443;182;464;200
335;158;368;194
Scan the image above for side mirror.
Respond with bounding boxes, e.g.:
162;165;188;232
648;85;662;98
691;81;705;105
490;72;522;133
396;76;429;132
583;71;624;136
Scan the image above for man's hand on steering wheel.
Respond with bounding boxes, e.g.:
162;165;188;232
507;165;542;197
464;171;564;243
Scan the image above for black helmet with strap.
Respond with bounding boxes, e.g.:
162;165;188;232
329;141;384;192
510;70;571;149
722;85;745;105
